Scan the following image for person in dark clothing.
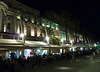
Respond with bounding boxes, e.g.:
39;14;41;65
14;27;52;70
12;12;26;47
11;52;15;59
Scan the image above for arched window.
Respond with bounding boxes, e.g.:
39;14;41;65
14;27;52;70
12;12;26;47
27;26;31;36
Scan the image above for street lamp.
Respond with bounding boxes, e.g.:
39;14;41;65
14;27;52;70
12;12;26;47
20;33;25;44
94;44;97;47
20;34;24;37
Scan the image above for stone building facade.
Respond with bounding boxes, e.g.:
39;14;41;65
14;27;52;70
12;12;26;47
0;0;95;59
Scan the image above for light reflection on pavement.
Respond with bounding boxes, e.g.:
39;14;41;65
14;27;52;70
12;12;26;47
55;67;78;70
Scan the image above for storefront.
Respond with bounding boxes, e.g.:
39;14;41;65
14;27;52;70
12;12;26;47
9;49;22;59
24;48;48;59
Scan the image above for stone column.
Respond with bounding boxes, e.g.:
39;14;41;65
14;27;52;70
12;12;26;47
11;16;16;33
6;49;9;59
21;49;24;58
20;15;24;34
3;16;7;32
17;20;20;34
47;48;50;55
17;49;20;58
14;17;17;33
0;9;4;32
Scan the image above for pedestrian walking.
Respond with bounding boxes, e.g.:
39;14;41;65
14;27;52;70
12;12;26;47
95;48;99;57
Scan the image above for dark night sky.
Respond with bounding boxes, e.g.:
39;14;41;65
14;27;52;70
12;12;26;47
17;0;100;42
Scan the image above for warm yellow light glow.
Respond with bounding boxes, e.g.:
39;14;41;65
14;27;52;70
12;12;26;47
17;29;20;34
25;18;27;21
61;39;63;42
4;25;6;32
70;40;73;44
20;34;24;37
32;19;34;23
32;32;34;36
16;15;20;19
37;34;40;37
45;36;49;41
24;29;27;35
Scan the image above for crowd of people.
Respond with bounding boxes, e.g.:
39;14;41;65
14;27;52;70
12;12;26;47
0;48;99;72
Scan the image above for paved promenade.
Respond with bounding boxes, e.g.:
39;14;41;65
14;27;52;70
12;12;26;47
23;55;100;72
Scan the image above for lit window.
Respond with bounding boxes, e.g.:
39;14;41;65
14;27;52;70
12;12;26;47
32;18;34;23
16;15;20;19
46;24;50;28
51;24;54;29
4;25;6;32
37;21;40;24
60;31;66;40
25;18;28;21
42;23;45;26
56;24;59;30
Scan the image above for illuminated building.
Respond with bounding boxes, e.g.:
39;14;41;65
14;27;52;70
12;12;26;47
0;0;95;59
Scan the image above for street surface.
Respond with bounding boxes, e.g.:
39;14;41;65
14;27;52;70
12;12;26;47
23;55;100;72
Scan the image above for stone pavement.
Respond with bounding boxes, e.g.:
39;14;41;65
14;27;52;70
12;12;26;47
23;55;100;72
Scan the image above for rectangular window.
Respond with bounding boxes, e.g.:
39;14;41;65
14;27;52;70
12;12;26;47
42;23;45;26
56;24;59;30
16;15;20;19
51;24;54;29
46;23;50;28
32;18;34;23
60;31;66;40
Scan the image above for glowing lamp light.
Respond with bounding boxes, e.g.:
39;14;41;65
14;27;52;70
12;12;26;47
20;34;24;37
61;39;63;42
45;36;49;41
70;40;73;44
94;44;97;47
16;15;20;19
17;29;20;34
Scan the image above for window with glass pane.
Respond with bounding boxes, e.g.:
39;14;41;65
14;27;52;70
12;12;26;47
56;24;59;30
51;24;54;29
42;23;45;26
60;31;66;40
16;15;20;19
46;23;50;28
25;18;27;21
32;18;34;23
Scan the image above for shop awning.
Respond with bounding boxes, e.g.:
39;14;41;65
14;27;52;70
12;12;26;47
71;43;86;48
24;41;50;48
0;39;22;44
61;44;72;48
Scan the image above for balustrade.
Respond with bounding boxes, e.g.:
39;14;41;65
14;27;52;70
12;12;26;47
0;33;22;40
